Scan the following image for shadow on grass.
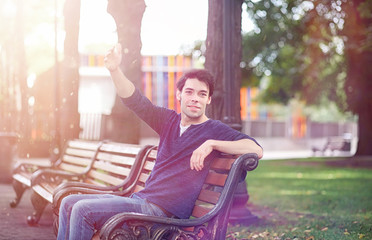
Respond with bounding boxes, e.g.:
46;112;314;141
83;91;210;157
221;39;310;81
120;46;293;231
226;157;372;240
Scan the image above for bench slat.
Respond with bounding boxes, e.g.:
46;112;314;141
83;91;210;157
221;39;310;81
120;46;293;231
204;172;228;187
32;185;54;203
39;182;59;194
99;143;142;155
147;149;157;159
138;173;150;184
12;173;32;186
96;152;136;165
133;185;145;193
197;189;221;204
62;155;92;166
210;157;235;170
65;148;96;158
92;161;131;177
143;161;155;172
68;140;100;150
87;170;125;186
191;205;211;218
58;163;87;173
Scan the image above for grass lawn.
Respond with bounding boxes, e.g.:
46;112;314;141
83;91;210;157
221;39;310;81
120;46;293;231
227;157;372;240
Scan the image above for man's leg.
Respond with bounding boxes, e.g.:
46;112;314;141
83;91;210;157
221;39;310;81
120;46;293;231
57;194;113;240
67;194;166;240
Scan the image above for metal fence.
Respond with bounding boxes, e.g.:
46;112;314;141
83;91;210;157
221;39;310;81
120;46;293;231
242;119;357;139
79;113;102;140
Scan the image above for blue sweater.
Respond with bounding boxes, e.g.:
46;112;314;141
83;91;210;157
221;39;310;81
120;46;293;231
122;89;260;219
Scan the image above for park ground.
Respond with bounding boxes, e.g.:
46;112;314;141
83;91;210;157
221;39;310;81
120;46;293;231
0;155;371;239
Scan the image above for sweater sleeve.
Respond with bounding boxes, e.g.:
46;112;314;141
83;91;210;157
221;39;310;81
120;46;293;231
121;88;176;135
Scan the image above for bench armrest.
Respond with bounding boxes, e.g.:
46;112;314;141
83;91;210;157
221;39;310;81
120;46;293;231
30;168;85;186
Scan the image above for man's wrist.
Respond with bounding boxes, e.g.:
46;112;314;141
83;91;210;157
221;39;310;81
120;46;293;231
208;139;218;150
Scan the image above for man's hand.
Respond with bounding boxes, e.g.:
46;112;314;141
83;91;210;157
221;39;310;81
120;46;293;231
190;140;214;171
104;43;122;72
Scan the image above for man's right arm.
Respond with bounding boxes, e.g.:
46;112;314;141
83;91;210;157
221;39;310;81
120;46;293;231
104;43;135;98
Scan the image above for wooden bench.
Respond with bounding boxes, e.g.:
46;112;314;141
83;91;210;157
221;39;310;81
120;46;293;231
312;136;351;155
98;152;259;240
52;147;259;240
10;139;101;208
26;141;151;225
51;145;157;235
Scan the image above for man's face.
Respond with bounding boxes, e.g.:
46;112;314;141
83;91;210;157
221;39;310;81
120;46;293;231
176;78;211;125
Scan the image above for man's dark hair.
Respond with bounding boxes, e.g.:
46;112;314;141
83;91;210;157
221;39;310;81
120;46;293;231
176;69;215;97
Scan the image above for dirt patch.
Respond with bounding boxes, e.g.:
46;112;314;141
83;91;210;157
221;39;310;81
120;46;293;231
325;157;372;168
247;203;291;227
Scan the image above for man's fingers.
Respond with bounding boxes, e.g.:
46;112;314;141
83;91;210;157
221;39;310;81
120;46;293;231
190;153;205;171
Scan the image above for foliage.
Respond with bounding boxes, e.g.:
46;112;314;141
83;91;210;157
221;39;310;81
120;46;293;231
227;158;372;239
241;0;351;112
0;0;61;75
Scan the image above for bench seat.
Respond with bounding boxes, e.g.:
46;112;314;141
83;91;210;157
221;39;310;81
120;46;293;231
9;140;101;208
99;153;259;240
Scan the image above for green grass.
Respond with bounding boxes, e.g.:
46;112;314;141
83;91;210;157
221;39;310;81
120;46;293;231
227;158;372;240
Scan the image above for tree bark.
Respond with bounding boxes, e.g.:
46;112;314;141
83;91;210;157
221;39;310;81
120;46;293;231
205;0;243;129
59;0;81;146
343;0;372;156
105;0;145;144
205;0;257;226
205;0;224;120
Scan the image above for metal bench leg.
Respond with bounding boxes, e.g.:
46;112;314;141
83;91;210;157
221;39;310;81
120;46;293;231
9;180;27;208
27;191;48;225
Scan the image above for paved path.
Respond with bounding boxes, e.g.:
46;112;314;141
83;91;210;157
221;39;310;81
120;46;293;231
0;183;55;240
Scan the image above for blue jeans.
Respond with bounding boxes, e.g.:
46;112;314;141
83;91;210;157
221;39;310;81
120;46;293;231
57;194;167;240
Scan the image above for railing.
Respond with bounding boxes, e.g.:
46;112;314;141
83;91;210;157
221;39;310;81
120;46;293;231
79;113;102;140
242;120;358;139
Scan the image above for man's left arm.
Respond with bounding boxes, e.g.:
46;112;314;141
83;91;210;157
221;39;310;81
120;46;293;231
190;139;263;171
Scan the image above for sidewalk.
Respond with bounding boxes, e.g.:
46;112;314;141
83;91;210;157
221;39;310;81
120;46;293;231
0;183;55;240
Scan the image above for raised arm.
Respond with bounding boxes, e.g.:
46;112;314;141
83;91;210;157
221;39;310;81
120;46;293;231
190;138;263;171
104;43;135;98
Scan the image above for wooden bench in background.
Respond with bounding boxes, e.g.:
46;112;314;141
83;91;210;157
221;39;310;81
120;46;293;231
312;135;351;155
51;145;157;235
25;141;151;225
10;140;101;209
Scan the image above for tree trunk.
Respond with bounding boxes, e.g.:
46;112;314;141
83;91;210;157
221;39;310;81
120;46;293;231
343;0;372;156
59;0;81;146
105;0;145;144
205;0;224;120
15;0;29;154
205;0;257;225
204;0;243;129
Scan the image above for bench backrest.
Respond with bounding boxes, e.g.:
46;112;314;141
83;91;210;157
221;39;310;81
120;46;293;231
130;149;237;218
131;147;157;193
83;142;147;187
56;140;101;174
192;154;236;218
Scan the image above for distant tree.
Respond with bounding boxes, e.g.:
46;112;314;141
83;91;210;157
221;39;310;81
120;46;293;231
242;0;372;155
58;0;81;147
104;0;145;144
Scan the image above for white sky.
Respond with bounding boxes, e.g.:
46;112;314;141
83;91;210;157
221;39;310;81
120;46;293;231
79;0;209;55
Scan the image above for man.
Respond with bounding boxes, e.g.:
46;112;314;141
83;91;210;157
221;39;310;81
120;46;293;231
57;44;263;240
